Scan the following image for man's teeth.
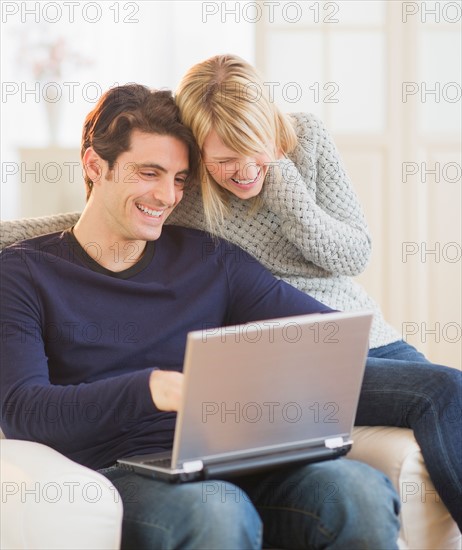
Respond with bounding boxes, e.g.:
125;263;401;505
136;204;163;217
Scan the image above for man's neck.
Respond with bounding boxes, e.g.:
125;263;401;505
73;209;147;273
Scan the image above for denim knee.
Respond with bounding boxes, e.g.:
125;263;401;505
240;459;401;548
305;459;401;547
162;481;262;550
195;480;263;547
331;459;400;512
104;470;262;550
406;364;461;423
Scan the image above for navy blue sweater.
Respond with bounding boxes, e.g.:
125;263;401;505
0;226;332;469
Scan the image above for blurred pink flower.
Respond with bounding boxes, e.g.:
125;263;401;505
17;33;92;82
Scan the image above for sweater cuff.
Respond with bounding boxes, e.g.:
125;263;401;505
131;368;160;415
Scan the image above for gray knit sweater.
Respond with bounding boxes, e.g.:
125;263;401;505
167;112;401;348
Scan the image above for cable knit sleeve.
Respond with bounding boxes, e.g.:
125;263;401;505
261;113;372;276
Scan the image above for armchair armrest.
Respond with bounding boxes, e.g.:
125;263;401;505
1;439;123;550
350;426;461;550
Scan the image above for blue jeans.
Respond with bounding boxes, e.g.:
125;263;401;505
360;339;462;529
101;459;400;549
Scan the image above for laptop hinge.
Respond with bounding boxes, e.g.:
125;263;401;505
182;460;204;473
324;437;344;449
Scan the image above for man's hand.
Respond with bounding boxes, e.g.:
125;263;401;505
149;370;184;411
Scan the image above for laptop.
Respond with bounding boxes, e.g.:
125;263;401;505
117;310;373;483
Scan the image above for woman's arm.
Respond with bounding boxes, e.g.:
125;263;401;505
262;113;372;276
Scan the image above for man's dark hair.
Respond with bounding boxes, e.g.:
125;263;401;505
81;84;200;199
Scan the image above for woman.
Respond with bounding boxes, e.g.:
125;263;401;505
167;54;461;529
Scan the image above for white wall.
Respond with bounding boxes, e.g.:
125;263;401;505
1;0;256;218
1;0;460;367
257;0;461;368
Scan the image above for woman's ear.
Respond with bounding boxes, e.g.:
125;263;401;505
83;147;104;186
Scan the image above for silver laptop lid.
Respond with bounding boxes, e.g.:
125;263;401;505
172;311;372;467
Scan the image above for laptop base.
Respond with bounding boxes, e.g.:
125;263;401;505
117;442;352;484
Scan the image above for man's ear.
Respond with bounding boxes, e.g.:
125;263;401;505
83;147;104;185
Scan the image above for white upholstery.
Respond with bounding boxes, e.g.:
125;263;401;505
350;426;461;550
0;440;123;550
2;431;460;550
1;214;460;549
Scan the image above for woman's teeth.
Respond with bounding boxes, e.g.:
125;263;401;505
231;169;261;185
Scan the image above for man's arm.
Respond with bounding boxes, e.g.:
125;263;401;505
0;234;335;461
0;248;162;454
215;238;335;326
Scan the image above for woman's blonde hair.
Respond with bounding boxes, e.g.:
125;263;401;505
175;54;298;234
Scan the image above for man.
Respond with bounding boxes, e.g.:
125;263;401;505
0;84;400;549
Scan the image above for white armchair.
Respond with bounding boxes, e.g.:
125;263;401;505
0;439;123;550
1;213;460;549
350;426;461;549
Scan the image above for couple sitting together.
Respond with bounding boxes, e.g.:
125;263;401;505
1;54;460;549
